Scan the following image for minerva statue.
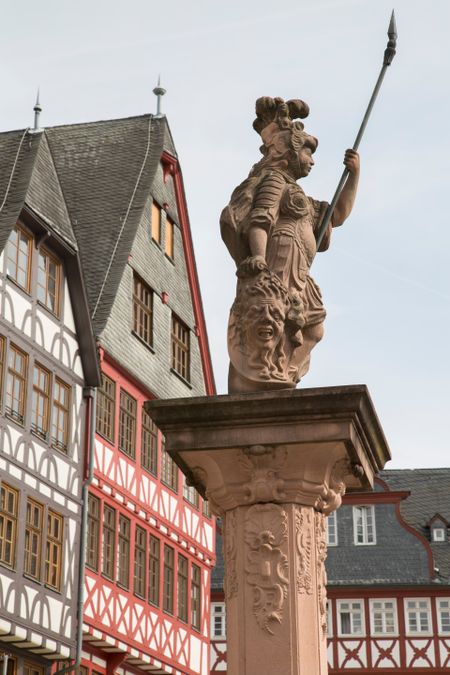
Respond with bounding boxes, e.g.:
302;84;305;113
220;96;360;393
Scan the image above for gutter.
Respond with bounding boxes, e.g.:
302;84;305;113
54;386;97;675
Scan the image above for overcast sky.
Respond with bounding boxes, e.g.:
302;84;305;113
1;0;449;470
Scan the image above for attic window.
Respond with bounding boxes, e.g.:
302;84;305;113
432;528;446;542
165;218;174;259
151;201;162;244
6;224;32;292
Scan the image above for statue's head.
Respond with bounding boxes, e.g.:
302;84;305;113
252;97;318;179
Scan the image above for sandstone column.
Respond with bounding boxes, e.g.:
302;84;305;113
146;386;390;675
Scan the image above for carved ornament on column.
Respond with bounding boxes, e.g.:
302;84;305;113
315;511;328;638
295;506;313;594
245;503;289;635
223;509;239;600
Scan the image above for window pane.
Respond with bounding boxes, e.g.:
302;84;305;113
149;535;160;606
141;408;158;475
86;494;100;571
133;275;153;347
118;390;136;458
151;202;161;243
163;545;174;614
171;315;190;382
6;225;32;291
117;515;131;588
0;484;19;567
96;373;116;442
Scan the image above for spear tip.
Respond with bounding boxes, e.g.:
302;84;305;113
388;9;397;39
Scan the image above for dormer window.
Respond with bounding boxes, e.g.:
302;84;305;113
37;247;61;316
432;527;446;542
6;224;32;292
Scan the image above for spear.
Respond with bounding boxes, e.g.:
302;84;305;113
316;10;397;248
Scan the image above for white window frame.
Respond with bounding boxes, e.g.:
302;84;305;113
211;602;226;640
432;527;446;542
404;598;432;636
326;600;333;637
353;505;376;545
437;598;450;635
369;599;398;636
326;511;338;546
337;600;365;637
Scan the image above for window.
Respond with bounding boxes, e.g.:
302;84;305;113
203;500;211;518
437;599;450;634
37;247;61;315
326;511;338;546
0;483;19;567
96;374;115;443
24;499;43;580
149;534;160;606
6;343;28;424
86;494;100;571
117;515;131;588
183;479;199;508
432;527;446;542
337;600;364;636
178;555;188;623
102;505;116;579
211;602;226;639
0;335;5;409
24;664;44;675
163;545;174;614
6;224;32;291
31;363;50;439
0;654;17;675
171;315;190;382
191;563;201;630
118;390;136;458
370;599;397;635
151;201;162;244
134;526;147;598
52;378;70;452
161;439;178;492
405;598;432;634
141;408;158;476
165;218;174;259
353;505;376;545
133;275;153;347
45;510;64;590
327;601;333;637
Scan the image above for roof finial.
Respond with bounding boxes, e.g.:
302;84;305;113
32;88;42;133
153;76;166;117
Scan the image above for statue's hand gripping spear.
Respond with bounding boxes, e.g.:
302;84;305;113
316;11;398;249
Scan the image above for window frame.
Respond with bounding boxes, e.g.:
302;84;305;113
37;246;62;317
404;598;432;636
432;527;446;542
102;504;116;580
151;201;162;245
5;343;28;425
51;377;71;453
177;554;189;623
141;408;158;476
163;544;175;615
0;483;19;568
183;478;199;509
326;510;338;546
134;525;147;599
118;389;137;459
369;598;398;636
0;335;6;410
86;494;100;572
437;598;450;635
337;599;365;637
6;224;33;293
165;217;174;260
45;510;64;591
117;514;131;589
24;498;44;580
149;534;161;607
31;362;51;440
353;505;376;546
171;314;190;383
211;602;226;640
132;274;154;348
191;563;201;630
96;373;116;444
161;438;178;493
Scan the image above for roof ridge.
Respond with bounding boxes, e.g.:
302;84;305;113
44;112;153;132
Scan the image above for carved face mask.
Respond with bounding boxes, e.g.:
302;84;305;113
246;298;285;349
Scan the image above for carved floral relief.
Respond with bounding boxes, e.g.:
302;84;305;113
244;504;289;634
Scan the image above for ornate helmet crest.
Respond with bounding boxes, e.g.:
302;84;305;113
253;97;318;156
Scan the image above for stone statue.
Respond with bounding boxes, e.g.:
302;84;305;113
221;97;360;393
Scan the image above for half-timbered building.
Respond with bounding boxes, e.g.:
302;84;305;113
38;113;216;675
0;127;101;674
210;468;450;674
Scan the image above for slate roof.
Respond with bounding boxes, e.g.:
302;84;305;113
45;114;166;335
381;468;450;582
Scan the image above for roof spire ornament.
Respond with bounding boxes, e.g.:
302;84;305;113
153;76;166;117
32;88;42;133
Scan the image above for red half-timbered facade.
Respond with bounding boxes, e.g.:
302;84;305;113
210;469;450;674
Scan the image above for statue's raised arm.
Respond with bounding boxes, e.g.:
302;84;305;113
220;96;360;394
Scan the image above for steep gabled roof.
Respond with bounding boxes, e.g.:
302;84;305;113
0;128;41;252
382;468;450;581
46;114;165;335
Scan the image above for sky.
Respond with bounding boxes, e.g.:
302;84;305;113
1;0;449;470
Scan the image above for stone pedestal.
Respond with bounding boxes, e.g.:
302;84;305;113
146;386;390;675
